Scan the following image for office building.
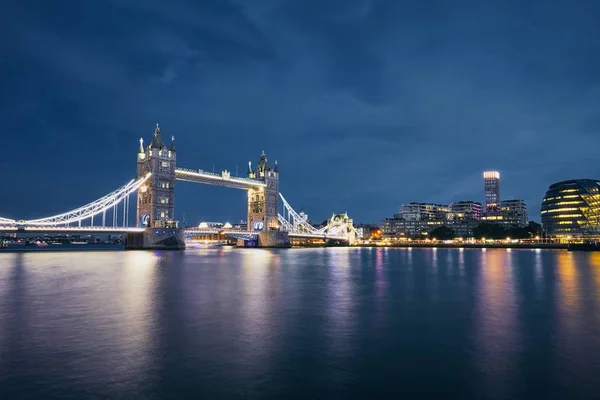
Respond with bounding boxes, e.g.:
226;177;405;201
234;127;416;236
450;201;482;220
541;179;600;239
482;199;528;227
381;203;451;238
483;171;501;214
500;199;528;227
449;201;483;237
401;203;450;221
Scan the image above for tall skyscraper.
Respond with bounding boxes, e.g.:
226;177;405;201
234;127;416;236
483;171;500;214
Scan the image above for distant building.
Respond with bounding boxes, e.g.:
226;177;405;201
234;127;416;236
449;201;483;237
401;203;450;221
381;201;488;238
482;199;528;227
381;203;451;238
541;179;600;239
500;199;528;227
450;201;482;220
483;171;501;215
354;224;379;239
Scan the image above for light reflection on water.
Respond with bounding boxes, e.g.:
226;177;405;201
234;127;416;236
1;248;600;399
475;249;519;398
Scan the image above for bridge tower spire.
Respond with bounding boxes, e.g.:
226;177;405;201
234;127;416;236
136;123;177;229
247;151;279;232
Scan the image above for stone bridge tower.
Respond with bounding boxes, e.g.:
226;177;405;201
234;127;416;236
247;151;279;232
136;124;177;228
328;213;356;245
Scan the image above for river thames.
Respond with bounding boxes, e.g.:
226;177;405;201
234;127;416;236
1;247;600;399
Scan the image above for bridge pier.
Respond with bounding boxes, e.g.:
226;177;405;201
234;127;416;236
236;231;290;248
125;228;185;250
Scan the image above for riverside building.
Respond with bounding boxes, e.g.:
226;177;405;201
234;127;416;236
381;203;450;238
481;199;528;227
500;199;528;227
484;171;501;215
449;201;483;237
381;202;482;238
541;179;600;240
481;170;528;227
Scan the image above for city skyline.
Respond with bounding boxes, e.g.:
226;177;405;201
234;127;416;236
2;1;600;224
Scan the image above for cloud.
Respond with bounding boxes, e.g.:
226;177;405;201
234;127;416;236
2;0;600;223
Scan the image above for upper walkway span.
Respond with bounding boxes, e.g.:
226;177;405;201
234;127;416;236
175;168;266;190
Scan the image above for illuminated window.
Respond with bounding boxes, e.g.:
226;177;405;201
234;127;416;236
546;208;579;213
556;214;581;218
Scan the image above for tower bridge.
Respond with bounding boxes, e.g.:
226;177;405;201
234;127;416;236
0;124;359;248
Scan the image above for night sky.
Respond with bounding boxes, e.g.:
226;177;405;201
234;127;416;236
2;0;600;225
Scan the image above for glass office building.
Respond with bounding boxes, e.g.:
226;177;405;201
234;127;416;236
541;179;600;239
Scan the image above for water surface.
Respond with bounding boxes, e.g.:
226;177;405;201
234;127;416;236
1;248;600;399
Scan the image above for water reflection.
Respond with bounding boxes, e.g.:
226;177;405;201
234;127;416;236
474;250;519;398
375;247;385;299
0;253;26;381
371;248;389;334
534;249;543;282
231;250;282;384
0;251;160;396
458;248;465;275
556;252;579;312
554;251;588;377
590;253;600;300
325;248;356;361
113;251;157;377
2;248;600;399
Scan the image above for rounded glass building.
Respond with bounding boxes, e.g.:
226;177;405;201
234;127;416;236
541;179;600;239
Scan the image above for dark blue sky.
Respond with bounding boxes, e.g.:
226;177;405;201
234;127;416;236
1;0;600;224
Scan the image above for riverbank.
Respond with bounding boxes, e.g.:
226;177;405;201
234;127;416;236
0;244;124;253
357;243;568;250
0;242;576;252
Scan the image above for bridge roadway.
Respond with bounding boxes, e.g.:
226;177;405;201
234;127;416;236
0;226;145;233
185;229;346;240
0;225;347;241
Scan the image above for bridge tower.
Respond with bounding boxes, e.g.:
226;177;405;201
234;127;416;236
247;151;279;232
328;213;357;245
136;124;177;228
